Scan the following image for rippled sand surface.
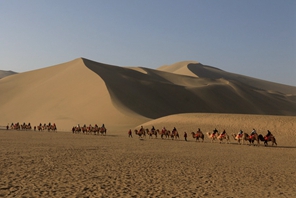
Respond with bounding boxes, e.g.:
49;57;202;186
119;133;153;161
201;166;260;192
1;130;295;197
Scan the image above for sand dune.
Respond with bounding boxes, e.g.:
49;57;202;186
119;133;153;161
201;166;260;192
0;58;149;131
0;70;17;79
159;62;296;94
0;57;295;131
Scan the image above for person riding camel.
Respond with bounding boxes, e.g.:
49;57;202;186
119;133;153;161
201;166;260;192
251;128;256;135
139;126;144;132
172;127;177;134
197;128;201;132
102;124;105;130
237;130;243;138
265;130;272;140
250;128;256;138
212;128;218;137
151;126;155;132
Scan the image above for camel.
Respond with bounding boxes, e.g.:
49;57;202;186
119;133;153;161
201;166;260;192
170;130;179;140
258;134;277;146
234;132;259;145
146;129;157;139
191;131;204;142
247;133;260;146
77;125;87;133
217;132;230;144
42;123;47;131
21;123;31;130
158;129;170;139
99;126;107;136
37;125;43;131
134;129;145;138
73;126;81;134
206;132;218;143
48;124;57;132
231;133;249;145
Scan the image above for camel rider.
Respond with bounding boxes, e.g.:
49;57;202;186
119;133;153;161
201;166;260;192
151;126;155;132
162;127;166;132
139;126;144;132
238;130;243;138
251;128;257;136
265;130;272;139
171;127;177;135
212;128;218;137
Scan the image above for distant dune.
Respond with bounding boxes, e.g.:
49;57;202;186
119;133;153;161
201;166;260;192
0;58;295;131
0;70;17;79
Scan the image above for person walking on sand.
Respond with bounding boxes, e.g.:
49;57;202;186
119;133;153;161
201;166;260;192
184;132;188;141
128;129;133;138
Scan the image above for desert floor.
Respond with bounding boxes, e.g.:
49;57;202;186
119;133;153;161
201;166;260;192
0;129;295;198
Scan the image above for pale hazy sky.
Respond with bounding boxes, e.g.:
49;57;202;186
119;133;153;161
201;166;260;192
0;0;295;85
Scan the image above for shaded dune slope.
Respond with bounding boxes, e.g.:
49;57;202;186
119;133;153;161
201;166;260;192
0;70;17;79
84;58;296;117
190;63;296;95
159;61;296;94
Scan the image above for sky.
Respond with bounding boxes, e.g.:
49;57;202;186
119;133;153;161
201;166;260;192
0;0;295;86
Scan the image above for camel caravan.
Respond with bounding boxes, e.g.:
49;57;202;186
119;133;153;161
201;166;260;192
8;122;57;132
36;123;57;132
72;124;107;136
133;126;180;140
231;129;277;146
131;126;277;147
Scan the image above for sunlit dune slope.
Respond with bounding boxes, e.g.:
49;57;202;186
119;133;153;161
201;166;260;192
0;58;149;130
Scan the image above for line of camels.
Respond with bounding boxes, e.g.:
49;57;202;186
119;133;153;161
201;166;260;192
132;127;277;146
72;124;107;136
9;122;57;132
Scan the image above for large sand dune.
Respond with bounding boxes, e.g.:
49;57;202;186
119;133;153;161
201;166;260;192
1;58;296;197
0;58;295;131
